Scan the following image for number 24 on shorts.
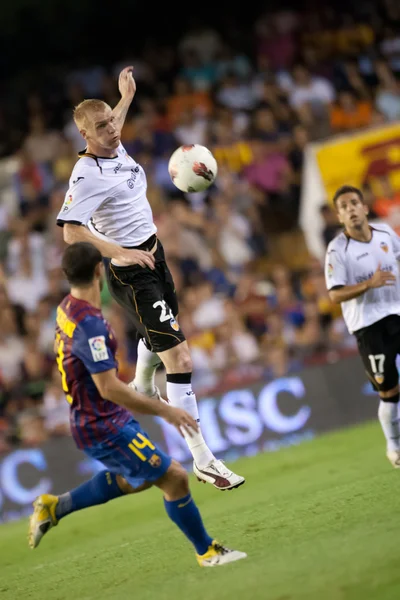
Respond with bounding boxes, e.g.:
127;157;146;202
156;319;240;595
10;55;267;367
153;300;173;322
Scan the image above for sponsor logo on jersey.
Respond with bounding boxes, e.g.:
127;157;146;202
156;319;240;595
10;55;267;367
356;252;369;260
127;166;140;189
114;163;122;174
88;336;109;362
356;271;374;283
62;194;73;212
380;241;389;253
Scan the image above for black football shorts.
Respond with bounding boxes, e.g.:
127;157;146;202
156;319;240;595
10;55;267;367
105;235;186;353
355;315;400;393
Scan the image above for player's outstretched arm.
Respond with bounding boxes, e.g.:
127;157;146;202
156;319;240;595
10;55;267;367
91;369;198;437
112;66;136;131
63;223;155;269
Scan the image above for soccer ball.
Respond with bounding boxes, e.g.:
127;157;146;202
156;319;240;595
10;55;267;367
168;144;218;193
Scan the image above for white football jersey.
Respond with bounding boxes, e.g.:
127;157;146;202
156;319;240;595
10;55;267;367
325;224;400;333
56;143;157;247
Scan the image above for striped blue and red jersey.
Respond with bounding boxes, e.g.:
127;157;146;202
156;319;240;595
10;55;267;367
55;294;131;449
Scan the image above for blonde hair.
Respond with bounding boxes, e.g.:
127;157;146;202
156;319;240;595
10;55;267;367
73;99;110;130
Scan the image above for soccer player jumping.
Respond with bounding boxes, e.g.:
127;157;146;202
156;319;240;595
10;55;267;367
56;66;244;491
325;185;400;468
28;242;246;567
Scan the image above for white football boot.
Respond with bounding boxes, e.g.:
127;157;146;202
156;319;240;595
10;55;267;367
196;540;247;567
387;449;400;468
193;459;245;490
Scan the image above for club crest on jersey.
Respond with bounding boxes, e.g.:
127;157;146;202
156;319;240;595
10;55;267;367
88;336;109;362
148;453;162;468
380;241;389;253
374;373;385;385
327;263;333;277
170;317;180;331
62;195;73;212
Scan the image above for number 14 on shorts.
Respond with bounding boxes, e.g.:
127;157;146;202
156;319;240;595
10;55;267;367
128;432;156;461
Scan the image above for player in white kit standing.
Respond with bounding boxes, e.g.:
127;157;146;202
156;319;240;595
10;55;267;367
325;185;400;468
56;66;244;490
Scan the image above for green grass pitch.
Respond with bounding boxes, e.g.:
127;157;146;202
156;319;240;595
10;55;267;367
1;421;400;600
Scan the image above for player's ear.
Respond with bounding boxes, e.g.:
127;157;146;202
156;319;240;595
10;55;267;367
80;128;87;141
94;262;103;279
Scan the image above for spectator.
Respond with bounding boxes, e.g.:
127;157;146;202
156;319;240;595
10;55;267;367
166;77;213;127
372;175;400;233
320;204;342;247
6;250;48;312
379;26;400;75
375;61;400;121
173;108;208;147
287;64;335;112
41;365;70;437
23;115;63;165
330;90;372;132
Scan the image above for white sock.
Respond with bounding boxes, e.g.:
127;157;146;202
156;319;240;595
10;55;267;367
166;380;215;468
378;400;400;453
132;339;162;395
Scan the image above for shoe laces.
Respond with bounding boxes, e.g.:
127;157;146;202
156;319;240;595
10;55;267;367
213;542;230;555
210;459;232;477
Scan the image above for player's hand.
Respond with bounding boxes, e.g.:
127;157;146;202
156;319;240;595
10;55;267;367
118;66;136;99
116;248;155;269
367;262;397;289
162;406;199;438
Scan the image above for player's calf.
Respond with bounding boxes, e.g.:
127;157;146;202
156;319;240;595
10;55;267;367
377;387;400;468
28;470;140;549
155;459;190;500
155;461;246;566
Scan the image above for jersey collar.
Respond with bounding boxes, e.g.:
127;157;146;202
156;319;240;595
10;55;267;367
78;148;119;173
344;225;373;248
78;149;119;160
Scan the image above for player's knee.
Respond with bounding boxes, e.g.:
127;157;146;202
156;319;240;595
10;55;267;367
166;460;189;496
116;475;153;495
159;342;192;373
174;349;192;374
116;475;135;494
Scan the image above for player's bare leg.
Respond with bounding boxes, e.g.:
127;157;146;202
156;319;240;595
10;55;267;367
378;386;400;468
28;473;150;549
157;342;245;491
155;460;246;567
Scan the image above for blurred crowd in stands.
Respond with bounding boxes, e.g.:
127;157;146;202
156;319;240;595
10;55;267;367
1;0;400;450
